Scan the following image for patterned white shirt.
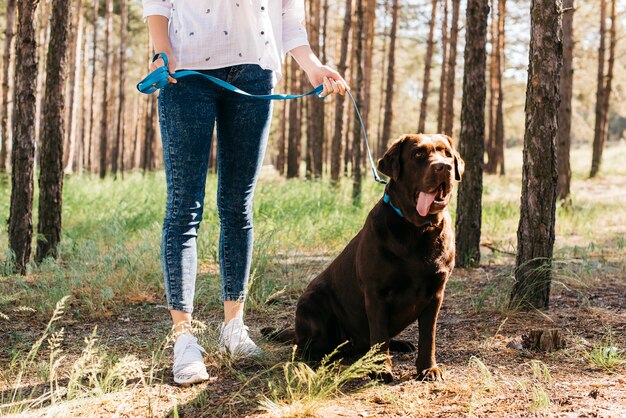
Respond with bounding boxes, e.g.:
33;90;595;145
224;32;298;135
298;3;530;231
142;0;309;82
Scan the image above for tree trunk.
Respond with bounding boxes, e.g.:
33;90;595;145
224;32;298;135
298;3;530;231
306;0;324;178
437;0;449;133
454;0;489;268
361;0;376;140
590;0;606;178
376;3;388;157
0;0;17;173
36;0;71;262
9;0;39;274
485;1;497;174
98;0;112;178
494;0;506;175
34;0;50;153
277;98;287;175
557;0;574;200
330;0;353;183
418;0;438;133
76;26;89;174
86;0;98;173
596;0;616;176
352;0;364;203
287;60;301;178
443;0;460;135
63;0;83;174
112;0;128;178
142;94;156;173
380;0;399;156
510;0;562;310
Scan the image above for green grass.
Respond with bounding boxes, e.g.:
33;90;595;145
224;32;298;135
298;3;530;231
0;142;624;417
1;143;625;317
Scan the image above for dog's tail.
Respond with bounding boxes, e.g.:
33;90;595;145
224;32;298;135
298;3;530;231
261;327;296;344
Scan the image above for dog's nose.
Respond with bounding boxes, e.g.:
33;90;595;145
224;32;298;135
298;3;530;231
432;162;452;173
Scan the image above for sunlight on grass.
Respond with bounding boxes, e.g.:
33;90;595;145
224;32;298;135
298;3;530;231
258;344;387;417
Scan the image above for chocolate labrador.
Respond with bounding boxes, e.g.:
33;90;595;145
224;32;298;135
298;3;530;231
264;134;464;382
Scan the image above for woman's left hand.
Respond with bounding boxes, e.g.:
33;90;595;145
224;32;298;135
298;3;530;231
305;65;349;97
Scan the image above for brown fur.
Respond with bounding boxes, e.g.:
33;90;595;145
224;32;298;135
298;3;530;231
264;134;464;382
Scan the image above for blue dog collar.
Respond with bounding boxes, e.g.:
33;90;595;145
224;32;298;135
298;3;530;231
383;193;404;218
383;193;432;227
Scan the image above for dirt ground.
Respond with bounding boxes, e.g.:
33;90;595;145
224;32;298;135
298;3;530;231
1;257;625;418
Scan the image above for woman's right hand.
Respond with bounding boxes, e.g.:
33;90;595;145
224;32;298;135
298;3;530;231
151;51;177;84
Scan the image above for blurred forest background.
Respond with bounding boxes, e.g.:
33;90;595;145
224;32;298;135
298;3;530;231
0;0;623;179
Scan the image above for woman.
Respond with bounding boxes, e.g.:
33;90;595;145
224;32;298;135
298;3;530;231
142;0;348;385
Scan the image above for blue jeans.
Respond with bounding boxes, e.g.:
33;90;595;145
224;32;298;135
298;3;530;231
158;64;273;313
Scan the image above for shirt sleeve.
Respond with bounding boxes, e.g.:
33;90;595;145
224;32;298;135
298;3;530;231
282;0;309;53
142;0;171;20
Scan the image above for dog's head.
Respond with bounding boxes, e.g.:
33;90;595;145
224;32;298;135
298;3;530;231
377;134;464;220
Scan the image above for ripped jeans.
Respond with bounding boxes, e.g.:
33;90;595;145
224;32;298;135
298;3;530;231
158;64;273;313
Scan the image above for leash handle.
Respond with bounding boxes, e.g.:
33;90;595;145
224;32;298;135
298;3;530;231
136;52;387;184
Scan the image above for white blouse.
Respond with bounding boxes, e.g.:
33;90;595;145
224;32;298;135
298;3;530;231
142;0;309;83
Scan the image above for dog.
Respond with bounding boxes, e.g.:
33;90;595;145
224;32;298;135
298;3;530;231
263;133;464;382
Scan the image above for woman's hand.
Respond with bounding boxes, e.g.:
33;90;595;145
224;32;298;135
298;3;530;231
305;64;348;97
289;45;348;97
146;16;177;84
151;52;177;84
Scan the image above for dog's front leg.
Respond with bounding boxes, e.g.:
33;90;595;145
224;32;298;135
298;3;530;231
364;295;394;383
416;291;444;381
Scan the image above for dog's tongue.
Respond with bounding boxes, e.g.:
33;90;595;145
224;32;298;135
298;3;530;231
416;191;437;217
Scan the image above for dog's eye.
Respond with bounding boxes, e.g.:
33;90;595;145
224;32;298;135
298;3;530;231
445;150;452;158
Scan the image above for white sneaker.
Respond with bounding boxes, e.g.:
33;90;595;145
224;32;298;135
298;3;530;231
219;317;263;359
173;333;210;386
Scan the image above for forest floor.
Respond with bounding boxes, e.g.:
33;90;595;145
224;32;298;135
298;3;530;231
0;143;625;417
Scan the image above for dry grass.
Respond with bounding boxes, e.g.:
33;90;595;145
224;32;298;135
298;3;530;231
1;143;625;417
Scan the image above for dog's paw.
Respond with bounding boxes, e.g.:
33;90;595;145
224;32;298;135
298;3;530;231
416;366;444;382
389;339;416;353
369;370;394;383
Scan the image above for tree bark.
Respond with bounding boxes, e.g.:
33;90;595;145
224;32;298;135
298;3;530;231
112;0;128;178
34;0;50;153
277;95;287;175
352;0;364;203
437;0;449;133
380;0;399;156
9;0;39;274
98;0;112;178
76;26;89;174
287;59;301;178
0;0;17;172
590;0;606;178
86;0;98;173
443;0;460;135
485;1;497;173
494;0;506;175
63;0;83;173
418;0;438;133
455;0;489;268
595;0;617;177
142;94;156;173
557;0;574;200
306;0;324;178
510;0;562;310
36;0;71;262
330;0;353;183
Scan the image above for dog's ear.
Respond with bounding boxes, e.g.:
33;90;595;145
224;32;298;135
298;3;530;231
453;150;465;181
377;136;406;181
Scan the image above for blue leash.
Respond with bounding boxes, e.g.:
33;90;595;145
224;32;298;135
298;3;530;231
137;53;387;185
